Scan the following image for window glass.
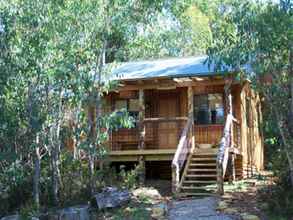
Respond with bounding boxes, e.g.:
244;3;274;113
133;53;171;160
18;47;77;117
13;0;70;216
194;94;224;124
114;99;139;127
115;100;127;110
129;99;140;112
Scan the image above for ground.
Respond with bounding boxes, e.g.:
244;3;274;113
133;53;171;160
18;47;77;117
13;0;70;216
96;176;275;220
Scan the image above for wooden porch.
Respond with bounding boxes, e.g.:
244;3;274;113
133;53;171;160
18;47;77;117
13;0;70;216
104;77;247;196
101;60;264;196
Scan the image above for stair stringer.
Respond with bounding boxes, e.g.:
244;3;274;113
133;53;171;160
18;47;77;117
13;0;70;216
178;147;197;192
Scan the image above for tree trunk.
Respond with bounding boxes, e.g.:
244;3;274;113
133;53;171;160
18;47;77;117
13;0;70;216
88;151;95;195
272;102;293;186
33;134;41;210
51;142;59;206
51;90;63;206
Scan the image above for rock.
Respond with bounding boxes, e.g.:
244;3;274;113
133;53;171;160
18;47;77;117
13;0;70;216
168;197;234;220
89;212;97;220
240;213;260;220
72;205;90;220
0;215;20;220
258;203;269;210
47;213;59;220
59;207;78;220
151;203;167;219
216;201;228;211
224;208;238;215
132;187;162;200
43;205;89;220
93;187;130;209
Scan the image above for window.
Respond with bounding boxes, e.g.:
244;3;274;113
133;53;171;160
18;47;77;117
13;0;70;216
194;94;224;125
114;98;140;122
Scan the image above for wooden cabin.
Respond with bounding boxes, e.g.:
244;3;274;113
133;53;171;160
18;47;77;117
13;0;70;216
104;56;264;196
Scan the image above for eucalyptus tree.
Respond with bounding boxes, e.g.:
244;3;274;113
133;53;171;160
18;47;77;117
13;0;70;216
1;0;175;209
207;0;293;185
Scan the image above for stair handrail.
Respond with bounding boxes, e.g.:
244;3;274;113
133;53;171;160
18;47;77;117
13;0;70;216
171;114;193;193
216;113;238;194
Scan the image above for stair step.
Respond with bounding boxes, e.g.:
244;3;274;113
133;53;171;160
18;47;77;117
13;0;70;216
189;163;217;166
187;169;217;174
192;153;217;157
178;192;216;197
181;186;216;190
186;174;217;177
183;180;217;184
191;158;216;161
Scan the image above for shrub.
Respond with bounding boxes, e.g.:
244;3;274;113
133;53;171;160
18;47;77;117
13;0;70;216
119;164;140;189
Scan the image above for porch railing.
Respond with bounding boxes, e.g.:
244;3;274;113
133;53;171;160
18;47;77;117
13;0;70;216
110;117;187;151
216;113;240;194
171;114;193;193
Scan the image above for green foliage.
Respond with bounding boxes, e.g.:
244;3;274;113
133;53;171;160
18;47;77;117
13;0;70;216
207;0;293;217
19;202;39;220
119;164;140;189
0;161;33;215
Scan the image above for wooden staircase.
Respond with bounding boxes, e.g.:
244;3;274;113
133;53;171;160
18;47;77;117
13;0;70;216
178;148;218;197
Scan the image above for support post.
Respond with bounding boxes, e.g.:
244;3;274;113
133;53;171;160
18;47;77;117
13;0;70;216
138;89;145;150
171;164;180;193
187;86;195;149
217;161;224;195
231;154;236;181
138;90;145;185
138;156;145;186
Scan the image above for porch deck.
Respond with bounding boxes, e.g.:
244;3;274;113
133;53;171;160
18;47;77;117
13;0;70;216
109;149;176;161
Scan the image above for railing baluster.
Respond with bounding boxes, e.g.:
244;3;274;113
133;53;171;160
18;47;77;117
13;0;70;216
172;115;193;193
216;114;235;195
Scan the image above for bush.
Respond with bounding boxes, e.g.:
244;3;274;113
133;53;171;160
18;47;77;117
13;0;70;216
0;160;33;216
119;164;141;189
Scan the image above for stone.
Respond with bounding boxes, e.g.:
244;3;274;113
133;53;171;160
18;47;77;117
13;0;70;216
240;213;260;220
216;201;228;211
151;203;167;219
89;211;98;220
72;205;90;220
0;215;20;220
47;213;59;220
59;207;78;220
93;187;130;209
42;205;90;220
258;202;269;210
168;197;234;220
132;187;162;200
224;208;238;215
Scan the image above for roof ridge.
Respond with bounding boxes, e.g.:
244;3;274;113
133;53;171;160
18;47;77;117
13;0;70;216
118;55;207;65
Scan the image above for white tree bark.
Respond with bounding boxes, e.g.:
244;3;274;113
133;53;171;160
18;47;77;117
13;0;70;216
33;134;41;209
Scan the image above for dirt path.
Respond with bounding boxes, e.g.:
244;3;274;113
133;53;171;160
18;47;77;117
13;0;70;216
168;197;237;220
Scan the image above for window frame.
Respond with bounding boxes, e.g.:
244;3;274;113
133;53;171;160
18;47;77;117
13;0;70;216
114;98;140;126
193;93;225;125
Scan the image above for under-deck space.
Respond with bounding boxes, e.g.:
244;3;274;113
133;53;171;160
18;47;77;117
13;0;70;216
109;149;176;162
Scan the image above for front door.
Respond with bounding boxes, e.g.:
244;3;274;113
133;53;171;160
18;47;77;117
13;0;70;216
158;97;178;149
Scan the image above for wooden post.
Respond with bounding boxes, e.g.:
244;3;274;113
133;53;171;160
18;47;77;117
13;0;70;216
172;164;180;193
231;154;236;181
138;89;145;185
187;86;195;149
138;156;145;186
138;89;145;150
217;161;224;195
